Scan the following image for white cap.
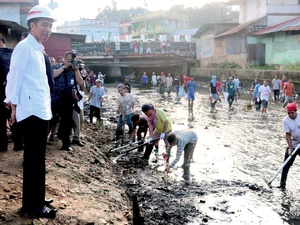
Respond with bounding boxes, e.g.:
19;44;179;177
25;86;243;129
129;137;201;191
27;5;56;22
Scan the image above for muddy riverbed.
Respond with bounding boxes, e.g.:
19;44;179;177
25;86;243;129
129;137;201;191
1;82;299;225
105;82;300;225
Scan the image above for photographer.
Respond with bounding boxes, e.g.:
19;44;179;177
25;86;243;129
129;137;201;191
50;51;84;151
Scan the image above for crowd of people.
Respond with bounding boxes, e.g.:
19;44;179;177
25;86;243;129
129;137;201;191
0;4;299;221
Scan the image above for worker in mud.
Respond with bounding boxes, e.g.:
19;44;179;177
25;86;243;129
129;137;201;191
279;102;300;188
130;114;149;153
164;130;198;180
141;104;172;162
208;75;220;112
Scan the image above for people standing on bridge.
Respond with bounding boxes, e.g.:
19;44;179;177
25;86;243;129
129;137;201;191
258;80;272;116
166;73;173;96
141;72;148;89
271;74;281;101
282;78;295;109
115;41;121;54
164;130;198;180
208;75;220;111
146;39;152;54
130;41;134;55
139;40;144;54
279;102;300;189
133;40;139;55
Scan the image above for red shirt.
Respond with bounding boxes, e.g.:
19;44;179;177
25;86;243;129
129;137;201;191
216;81;221;92
184;76;190;86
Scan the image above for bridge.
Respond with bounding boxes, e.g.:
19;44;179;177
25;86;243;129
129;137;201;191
71;42;198;80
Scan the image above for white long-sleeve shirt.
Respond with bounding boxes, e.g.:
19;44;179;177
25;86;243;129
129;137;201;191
168;130;198;168
5;33;52;122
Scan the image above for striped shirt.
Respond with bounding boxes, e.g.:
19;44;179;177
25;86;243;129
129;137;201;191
168;130;198;168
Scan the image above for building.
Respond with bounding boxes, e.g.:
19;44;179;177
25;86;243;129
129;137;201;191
194;0;300;68
130;11;189;41
56;19;120;43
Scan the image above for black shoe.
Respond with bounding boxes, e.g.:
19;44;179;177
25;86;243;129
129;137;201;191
72;140;85;147
35;206;57;218
45;198;53;206
60;146;74;151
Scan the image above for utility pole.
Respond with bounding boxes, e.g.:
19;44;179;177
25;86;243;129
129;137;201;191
144;0;147;40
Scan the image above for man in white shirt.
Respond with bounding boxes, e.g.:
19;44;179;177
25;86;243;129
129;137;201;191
258;80;272;116
5;5;57;218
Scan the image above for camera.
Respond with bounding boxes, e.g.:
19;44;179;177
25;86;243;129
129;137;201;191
67;51;83;70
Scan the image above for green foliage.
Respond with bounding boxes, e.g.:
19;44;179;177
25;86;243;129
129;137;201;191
248;65;276;70
284;63;300;71
95;2;239;27
209;62;242;69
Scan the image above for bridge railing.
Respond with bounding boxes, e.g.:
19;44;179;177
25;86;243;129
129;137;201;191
71;42;196;57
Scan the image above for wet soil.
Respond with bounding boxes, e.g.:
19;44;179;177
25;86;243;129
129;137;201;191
0;82;299;225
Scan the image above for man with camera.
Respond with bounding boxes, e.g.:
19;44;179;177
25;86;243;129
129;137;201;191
50;51;84;151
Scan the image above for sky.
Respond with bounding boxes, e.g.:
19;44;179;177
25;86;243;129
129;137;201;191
39;0;227;26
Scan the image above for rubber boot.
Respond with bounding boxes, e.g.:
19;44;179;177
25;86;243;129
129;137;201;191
182;163;190;180
142;144;153;161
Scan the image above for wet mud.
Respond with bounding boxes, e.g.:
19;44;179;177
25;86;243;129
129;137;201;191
104;83;300;225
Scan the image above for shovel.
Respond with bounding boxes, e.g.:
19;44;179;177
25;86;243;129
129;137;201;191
109;140;142;153
265;143;300;186
161;153;169;189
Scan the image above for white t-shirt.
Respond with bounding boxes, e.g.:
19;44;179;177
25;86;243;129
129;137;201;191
258;85;271;101
283;113;300;148
117;93;135;115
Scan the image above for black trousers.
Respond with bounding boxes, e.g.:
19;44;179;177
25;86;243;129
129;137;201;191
280;147;300;186
19;116;49;211
56;101;73;148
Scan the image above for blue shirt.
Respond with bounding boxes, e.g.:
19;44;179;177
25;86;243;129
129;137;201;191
141;75;148;84
187;80;196;94
253;83;261;98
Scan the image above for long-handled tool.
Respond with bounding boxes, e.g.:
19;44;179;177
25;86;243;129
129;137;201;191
265;143;300;186
109;140;142;153
123;137;160;154
161;153;169;188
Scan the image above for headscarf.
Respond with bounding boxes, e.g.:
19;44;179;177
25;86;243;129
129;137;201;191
211;75;217;87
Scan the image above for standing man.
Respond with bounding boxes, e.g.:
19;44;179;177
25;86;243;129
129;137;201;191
4;5;57;217
173;73;181;97
141;72;148;89
271;74;281;102
280;75;288;103
123;75;131;93
279;102;300;188
165;73;173;96
283;78;295;109
209;75;220;111
251;78;261;111
186;75;197;115
226;77;235;110
258;80;272;116
151;72;157;87
165;130;198;180
116;83;135;136
233;75;241;100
